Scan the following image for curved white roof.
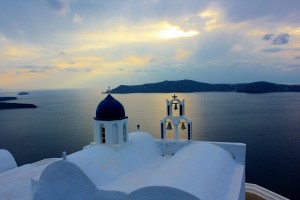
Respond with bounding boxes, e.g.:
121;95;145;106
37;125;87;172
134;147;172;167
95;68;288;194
32;160;127;200
124;186;199;200
32;160;97;200
0;149;17;173
26;131;244;200
144;142;239;200
68;132;161;187
68;132;243;200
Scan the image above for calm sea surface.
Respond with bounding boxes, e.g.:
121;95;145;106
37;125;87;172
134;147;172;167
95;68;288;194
0;89;300;199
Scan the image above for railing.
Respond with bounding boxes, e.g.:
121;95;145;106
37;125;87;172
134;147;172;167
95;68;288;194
246;183;289;200
32;158;59;167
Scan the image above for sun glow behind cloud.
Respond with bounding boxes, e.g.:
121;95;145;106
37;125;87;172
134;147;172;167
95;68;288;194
1;0;300;89
67;22;199;54
199;7;223;31
158;24;199;39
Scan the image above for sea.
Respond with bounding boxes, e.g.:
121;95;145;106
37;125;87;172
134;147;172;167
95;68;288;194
0;89;299;199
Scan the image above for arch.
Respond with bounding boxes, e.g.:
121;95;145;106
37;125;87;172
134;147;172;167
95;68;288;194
112;123;118;144
160;122;164;139
100;123;106;144
165;120;174;139
169;99;181;117
169;98;181;105
123;122;127;142
178;119;188;140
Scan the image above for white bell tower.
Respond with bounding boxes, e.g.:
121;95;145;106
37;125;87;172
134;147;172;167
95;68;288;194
160;94;192;140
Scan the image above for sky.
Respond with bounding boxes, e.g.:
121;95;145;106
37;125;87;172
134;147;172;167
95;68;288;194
1;0;300;90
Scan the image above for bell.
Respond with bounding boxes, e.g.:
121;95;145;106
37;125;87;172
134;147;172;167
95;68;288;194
174;103;178;110
166;122;173;130
181;123;186;130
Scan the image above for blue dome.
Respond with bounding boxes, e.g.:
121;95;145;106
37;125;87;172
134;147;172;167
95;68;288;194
95;94;127;121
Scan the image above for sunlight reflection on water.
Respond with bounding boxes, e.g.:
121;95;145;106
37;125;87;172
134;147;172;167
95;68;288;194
0;89;300;199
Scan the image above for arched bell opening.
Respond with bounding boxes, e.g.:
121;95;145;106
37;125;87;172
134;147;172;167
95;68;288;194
169;98;181;117
172;102;180;117
178;120;187;139
165;120;174;139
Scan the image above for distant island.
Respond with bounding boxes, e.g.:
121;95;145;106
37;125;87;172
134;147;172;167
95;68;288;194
0;97;17;101
0;94;37;110
18;92;30;95
110;80;300;94
0;102;37;109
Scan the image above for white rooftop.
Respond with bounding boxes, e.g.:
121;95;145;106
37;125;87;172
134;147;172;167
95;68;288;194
0;131;245;200
0;149;17;173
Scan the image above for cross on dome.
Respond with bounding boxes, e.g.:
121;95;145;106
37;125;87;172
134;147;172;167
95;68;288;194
172;94;177;99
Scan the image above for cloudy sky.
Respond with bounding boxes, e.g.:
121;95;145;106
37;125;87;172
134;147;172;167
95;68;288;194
1;0;300;90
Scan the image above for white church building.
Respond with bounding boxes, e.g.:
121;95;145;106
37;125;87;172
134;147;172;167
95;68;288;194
0;93;249;200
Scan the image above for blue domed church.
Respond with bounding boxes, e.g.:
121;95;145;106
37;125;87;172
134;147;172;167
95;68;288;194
94;94;128;145
0;92;255;200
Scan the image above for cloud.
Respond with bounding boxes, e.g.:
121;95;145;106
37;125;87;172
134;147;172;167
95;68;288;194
45;0;70;16
149;58;156;62
175;48;193;60
73;14;82;24
262;47;300;53
1;0;300;89
262;34;274;41
64;67;78;72
0;44;41;60
262;48;284;53
220;1;300;23
133;68;148;73
295;56;300;59
198;7;224;31
67;21;199;55
21;66;57;73
18;65;92;74
272;33;290;45
262;33;290;45
64;67;92;73
286;64;300;70
231;44;244;52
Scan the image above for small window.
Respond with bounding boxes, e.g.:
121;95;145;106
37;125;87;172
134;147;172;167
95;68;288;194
101;127;105;143
123;130;126;142
123;123;127;142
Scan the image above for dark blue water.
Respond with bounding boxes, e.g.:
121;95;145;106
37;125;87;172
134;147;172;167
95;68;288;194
0;89;299;199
